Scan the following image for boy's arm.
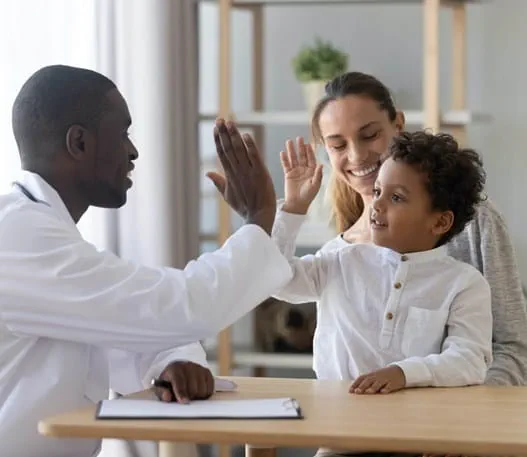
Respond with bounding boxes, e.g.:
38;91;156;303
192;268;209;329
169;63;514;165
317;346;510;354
271;206;330;303
269;136;330;303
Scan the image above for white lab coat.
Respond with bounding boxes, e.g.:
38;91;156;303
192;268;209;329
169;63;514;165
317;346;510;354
0;171;292;457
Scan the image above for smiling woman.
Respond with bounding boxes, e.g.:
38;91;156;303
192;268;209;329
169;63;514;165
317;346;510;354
311;72;405;239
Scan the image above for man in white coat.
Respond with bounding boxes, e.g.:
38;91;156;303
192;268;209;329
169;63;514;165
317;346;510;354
0;65;292;457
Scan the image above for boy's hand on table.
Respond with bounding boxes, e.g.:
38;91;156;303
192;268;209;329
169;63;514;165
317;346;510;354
349;365;406;394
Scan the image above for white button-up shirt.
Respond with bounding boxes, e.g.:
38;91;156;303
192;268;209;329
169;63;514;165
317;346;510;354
272;210;493;388
0;171;292;457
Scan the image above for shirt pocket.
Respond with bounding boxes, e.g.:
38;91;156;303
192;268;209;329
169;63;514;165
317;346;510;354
401;306;448;358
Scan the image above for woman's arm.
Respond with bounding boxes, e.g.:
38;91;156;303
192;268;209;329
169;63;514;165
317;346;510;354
447;199;527;385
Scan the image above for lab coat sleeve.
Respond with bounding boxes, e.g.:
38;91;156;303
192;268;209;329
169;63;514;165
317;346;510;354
0;205;292;353
394;270;493;387
108;342;208;395
270;207;330;303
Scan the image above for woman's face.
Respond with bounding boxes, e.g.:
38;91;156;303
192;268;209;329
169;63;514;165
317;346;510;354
318;94;404;198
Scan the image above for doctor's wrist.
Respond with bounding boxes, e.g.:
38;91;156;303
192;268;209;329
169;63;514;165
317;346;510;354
246;208;275;236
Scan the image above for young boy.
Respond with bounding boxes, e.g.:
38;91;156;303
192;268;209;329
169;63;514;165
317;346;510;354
272;130;492;394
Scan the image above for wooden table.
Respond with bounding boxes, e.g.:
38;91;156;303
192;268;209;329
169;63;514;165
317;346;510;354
39;377;527;457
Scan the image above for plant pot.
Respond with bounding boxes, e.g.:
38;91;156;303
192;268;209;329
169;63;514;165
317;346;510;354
301;80;327;113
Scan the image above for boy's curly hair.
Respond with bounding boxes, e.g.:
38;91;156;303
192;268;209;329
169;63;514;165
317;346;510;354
390;131;486;246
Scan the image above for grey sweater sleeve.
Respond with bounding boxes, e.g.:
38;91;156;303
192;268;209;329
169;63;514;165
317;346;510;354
447;199;527;385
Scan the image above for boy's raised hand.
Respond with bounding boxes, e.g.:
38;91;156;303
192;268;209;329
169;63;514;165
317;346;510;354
280;137;323;215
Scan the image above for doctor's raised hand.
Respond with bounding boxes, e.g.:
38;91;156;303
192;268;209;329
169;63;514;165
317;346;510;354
280;136;324;215
206;119;277;235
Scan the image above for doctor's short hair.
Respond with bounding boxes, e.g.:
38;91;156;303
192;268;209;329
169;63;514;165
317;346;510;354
12;65;116;164
390;130;486;246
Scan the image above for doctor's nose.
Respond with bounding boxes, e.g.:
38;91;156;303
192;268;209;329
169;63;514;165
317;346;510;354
128;141;139;161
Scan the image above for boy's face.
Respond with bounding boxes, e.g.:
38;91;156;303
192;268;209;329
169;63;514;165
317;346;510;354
369;157;453;253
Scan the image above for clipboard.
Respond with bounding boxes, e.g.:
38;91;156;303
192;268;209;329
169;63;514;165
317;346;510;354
96;397;303;420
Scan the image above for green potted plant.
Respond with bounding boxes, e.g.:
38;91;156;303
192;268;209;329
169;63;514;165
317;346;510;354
292;37;348;113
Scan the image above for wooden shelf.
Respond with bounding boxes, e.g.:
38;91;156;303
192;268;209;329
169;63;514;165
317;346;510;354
206;346;313;369
200;110;491;127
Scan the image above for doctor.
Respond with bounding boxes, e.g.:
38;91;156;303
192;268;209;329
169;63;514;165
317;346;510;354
0;65;291;457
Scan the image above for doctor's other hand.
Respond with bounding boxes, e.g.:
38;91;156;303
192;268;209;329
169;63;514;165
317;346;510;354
206;119;276;235
154;361;214;404
349;365;406;395
280;137;323;215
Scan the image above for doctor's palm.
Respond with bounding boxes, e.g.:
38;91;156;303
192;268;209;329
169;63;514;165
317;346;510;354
207;119;277;234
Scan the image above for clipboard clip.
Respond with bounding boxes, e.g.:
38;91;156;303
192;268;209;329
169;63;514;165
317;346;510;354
282;398;300;412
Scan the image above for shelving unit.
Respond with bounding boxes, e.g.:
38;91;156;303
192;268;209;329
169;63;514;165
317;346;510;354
206;346;313;370
195;1;486;455
198;0;485;415
200;109;490;126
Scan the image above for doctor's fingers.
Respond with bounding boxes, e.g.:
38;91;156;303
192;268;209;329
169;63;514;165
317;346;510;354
189;367;215;399
213;124;247;204
200;367;215;398
154;385;174;403
215;120;267;188
164;369;190;404
215;119;252;170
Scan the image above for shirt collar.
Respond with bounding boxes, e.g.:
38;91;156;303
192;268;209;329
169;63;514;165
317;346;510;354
336;233;448;264
382;244;448;264
15;170;77;228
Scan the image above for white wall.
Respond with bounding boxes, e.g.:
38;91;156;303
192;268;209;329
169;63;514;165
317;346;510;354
472;0;527;281
199;1;527;349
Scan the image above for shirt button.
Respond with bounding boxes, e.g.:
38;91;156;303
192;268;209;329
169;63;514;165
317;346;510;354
394;282;402;289
386;312;394;320
401;255;408;262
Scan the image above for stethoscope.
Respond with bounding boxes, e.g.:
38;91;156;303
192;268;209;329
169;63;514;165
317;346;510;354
12;181;50;206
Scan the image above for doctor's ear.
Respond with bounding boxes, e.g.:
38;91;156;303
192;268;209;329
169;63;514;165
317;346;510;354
66;125;94;161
